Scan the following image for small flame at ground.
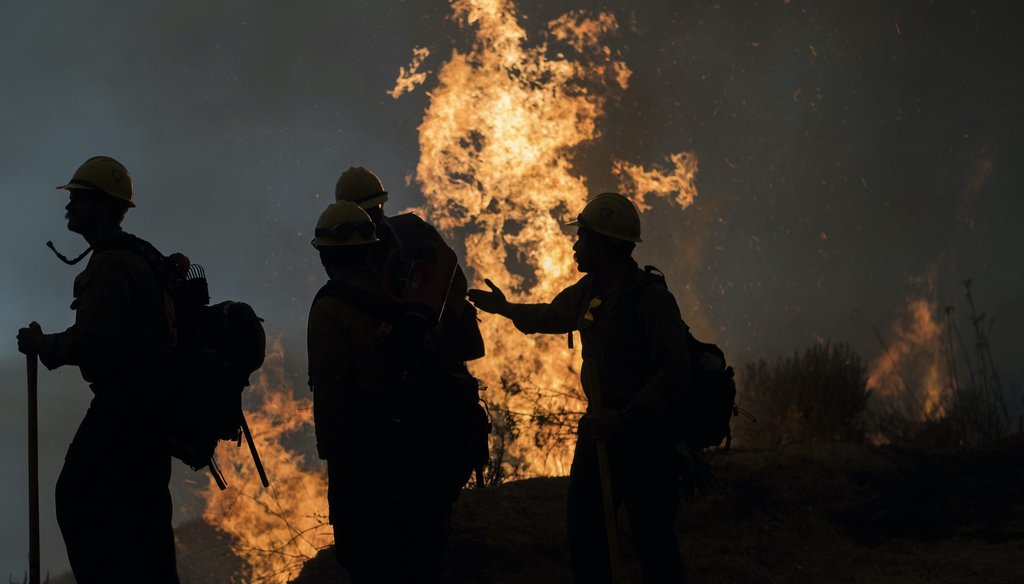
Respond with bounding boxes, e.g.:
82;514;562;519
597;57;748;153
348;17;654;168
867;294;949;429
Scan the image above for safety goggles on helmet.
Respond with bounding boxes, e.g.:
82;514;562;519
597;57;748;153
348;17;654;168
314;220;376;242
314;221;377;242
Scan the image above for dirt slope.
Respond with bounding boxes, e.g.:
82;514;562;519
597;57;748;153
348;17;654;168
289;440;1024;583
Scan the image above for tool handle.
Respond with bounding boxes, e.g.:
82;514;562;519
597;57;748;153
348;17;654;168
584;358;624;583
27;354;40;584
240;413;270;488
596;440;624;583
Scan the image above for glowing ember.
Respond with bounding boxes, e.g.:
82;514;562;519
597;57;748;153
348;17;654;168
397;0;699;477
388;46;432;99
201;339;330;582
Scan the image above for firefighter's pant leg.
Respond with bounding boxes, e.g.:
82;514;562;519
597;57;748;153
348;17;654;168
56;403;179;584
567;433;685;584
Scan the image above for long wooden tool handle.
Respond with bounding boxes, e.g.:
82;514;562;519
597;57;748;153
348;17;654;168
27;354;40;584
596;439;624;583
585;357;624;583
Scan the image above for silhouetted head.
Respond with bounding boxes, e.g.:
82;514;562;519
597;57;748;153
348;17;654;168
312;200;379;275
568;193;640;273
572;226;636;273
57;156;134;235
335;166;388;224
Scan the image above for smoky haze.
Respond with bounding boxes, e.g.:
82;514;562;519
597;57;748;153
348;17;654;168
2;0;1022;577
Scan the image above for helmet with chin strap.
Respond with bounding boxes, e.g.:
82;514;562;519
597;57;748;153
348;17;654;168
57;156;135;207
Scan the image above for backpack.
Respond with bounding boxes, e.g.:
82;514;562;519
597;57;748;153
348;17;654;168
379;213;459;330
682;332;738;449
379;213;486;362
639;266;738;449
313;224;491;496
106;235;270;489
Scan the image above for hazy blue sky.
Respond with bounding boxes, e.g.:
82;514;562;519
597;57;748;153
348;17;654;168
3;0;1022;577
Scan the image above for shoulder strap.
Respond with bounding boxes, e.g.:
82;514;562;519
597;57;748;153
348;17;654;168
642;264;667;285
619;265;668;300
93;232;159;258
314;279;396;323
93;232;179;282
631;265;692;339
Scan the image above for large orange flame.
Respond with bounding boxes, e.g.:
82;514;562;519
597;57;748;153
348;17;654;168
199;1;702;576
400;0;699;477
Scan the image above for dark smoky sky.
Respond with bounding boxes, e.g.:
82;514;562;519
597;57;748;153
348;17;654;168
2;0;1023;576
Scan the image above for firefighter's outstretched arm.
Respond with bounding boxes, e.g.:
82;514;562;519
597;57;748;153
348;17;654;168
471;276;587;335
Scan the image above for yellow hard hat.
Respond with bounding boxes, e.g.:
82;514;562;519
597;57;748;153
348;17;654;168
335;166;388;209
56;156;135;207
567;192;642;242
312;201;380;247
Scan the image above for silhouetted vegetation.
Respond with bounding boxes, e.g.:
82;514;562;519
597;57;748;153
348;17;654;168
483;398;524;485
484;377;583;485
735;341;870;447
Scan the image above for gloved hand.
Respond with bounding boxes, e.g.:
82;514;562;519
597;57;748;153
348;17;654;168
467;279;510;316
17;321;44;355
579;410;624;440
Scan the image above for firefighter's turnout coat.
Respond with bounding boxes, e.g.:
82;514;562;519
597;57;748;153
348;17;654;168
504;258;692;582
36;227;179;583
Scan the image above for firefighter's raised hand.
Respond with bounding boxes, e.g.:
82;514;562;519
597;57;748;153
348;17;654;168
17;322;43;355
468;279;510;316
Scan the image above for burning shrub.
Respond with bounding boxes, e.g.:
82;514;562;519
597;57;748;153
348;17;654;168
736;341;870;447
865;364;1013;450
483;377;584;485
483;398;524;485
861;280;1015;448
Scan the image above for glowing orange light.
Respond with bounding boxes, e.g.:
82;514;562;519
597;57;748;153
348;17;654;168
400;0;699;477
867;292;950;432
200;1;703;576
200;339;331;582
